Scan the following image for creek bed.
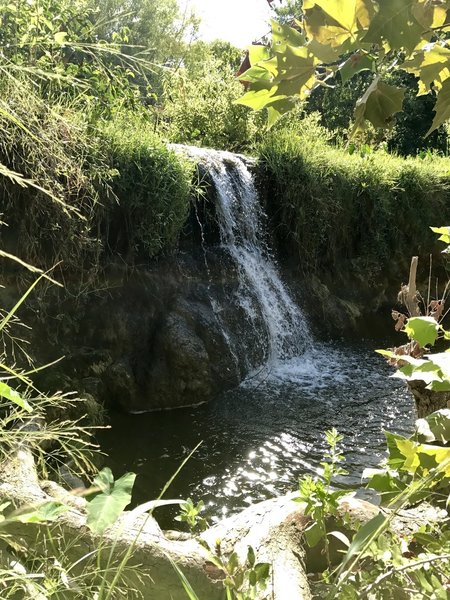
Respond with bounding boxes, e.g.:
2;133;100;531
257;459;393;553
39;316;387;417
98;340;414;525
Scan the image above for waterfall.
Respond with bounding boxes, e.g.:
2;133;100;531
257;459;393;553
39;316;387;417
172;145;312;368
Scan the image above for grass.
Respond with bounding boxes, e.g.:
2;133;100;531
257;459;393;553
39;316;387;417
97;115;194;259
0;77;196;276
259;115;450;281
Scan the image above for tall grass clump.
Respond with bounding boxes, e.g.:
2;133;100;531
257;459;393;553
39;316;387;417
0;76;109;273
259;114;450;279
97;114;194;258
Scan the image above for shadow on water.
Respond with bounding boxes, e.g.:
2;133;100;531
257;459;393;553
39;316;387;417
98;339;415;526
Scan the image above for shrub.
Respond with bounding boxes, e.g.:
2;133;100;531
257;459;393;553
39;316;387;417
259;115;450;279
97;114;194;258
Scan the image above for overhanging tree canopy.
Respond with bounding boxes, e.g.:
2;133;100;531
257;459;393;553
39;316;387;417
237;0;450;133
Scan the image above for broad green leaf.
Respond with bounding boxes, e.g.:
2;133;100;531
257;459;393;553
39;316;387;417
304;520;325;547
304;0;359;33
248;44;271;65
431;225;450;244
353;78;405;131
54;31;67;45
364;0;423;52
0;381;32;413
415;409;450;444
238;65;272;83
424;352;450;379
413;0;448;29
427;78;450;135
403;44;450;95
304;4;355;48
271;19;306;54
396;359;443;386
86;468;136;534
428;379;450;392
337;513;388;578
235;88;282;111
404;316;440;347
340;50;374;83
14;501;69;523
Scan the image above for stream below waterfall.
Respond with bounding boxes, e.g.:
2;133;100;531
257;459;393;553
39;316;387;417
98;342;414;525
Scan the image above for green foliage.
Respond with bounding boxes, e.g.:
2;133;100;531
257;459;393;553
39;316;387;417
175;498;207;533
296;428;348;566
99;115;194;257
197;541;271;600
258;117;450;276
86;468;136;534
296;418;450;599
238;0;450;138
159;48;263;152
404;316;440;348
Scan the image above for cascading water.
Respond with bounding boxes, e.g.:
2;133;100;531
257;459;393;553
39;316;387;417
173;145;311;368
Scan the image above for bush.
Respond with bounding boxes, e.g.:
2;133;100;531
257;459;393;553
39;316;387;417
259;114;450;279
157;52;263;153
97;115;194;258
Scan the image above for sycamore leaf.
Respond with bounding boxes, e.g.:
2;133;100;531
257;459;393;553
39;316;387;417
427;78;450;135
431;226;450;244
403;44;450;96
423;352;450;379
304;4;355;48
340;50;374;83
86;468;136;534
353;77;405;131
415;409;450;444
236;88;285;111
238;65;272;83
412;0;448;29
266;98;297;126
396;359;443;386
271;19;306;54
304;0;359;32
248;44;271;65
404;316;440;347
0;381;32;413
364;0;423;52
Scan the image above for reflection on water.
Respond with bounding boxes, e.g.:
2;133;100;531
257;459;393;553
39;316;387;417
98;341;414;523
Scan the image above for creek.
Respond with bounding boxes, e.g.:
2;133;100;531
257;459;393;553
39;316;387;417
98;149;415;524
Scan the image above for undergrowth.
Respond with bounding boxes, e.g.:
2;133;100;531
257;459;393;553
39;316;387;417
97;115;194;258
259;114;450;280
0;77;196;276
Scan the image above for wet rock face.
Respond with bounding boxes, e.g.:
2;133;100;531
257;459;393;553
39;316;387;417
35;256;241;413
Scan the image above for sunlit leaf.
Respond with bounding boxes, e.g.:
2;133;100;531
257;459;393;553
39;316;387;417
415;409;450;444
353;77;405;131
427;78;450;135
430;225;450;245
271;19;306;54
86;468;136;534
404;316;440;347
340;50;374;83
364;0;423;52
0;381;32;412
403;44;450;95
